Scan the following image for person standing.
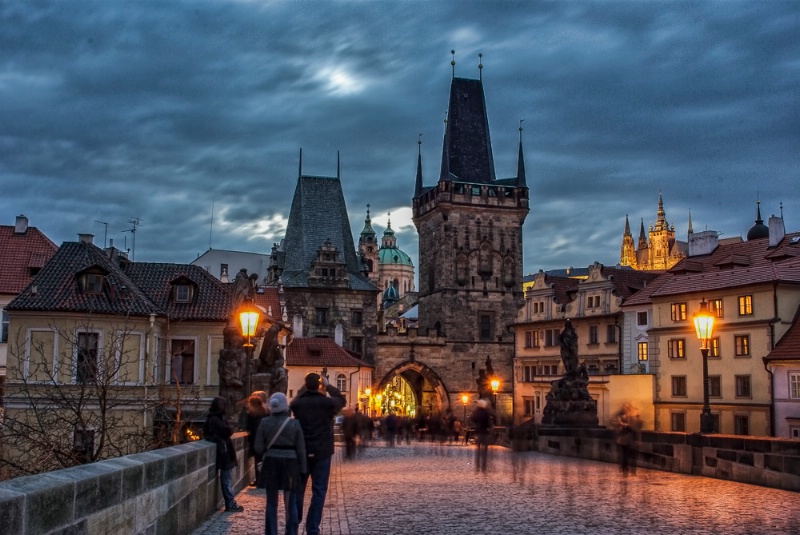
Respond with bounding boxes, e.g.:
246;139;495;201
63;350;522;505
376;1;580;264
254;393;306;535
203;397;244;513
246;391;270;487
290;372;345;535
470;399;494;473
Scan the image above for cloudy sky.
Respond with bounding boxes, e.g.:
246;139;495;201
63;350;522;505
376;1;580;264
2;2;798;276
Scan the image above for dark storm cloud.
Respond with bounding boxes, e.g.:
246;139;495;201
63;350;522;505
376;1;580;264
1;1;797;273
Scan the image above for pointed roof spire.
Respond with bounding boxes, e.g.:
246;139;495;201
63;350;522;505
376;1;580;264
337;151;340;179
451;49;456;79
360;203;376;238
439;112;451;182
638;218;648;249
478;52;483;81
415;134;424;196
516;119;527;187
298;147;303;177
688;210;693;235
624;214;632;236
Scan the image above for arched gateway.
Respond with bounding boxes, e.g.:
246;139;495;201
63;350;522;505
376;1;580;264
374;361;450;418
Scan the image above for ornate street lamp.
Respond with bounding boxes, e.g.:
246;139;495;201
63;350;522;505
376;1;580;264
239;298;260;396
490;379;499;410
461;394;468;421
693;298;715;434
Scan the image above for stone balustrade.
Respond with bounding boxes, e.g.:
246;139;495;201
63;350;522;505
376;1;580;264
0;432;250;535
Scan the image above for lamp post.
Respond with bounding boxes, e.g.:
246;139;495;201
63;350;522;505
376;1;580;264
693;298;715;434
461;394;468;421
239;298;260;397
490;379;499;410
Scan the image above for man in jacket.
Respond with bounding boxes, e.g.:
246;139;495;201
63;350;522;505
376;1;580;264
203;396;244;512
290;372;345;535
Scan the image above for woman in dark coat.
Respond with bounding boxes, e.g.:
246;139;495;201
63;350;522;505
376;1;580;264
254;392;307;535
203;396;243;512
246;391;270;486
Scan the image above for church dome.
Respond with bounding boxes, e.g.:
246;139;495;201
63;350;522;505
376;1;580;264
379;247;414;267
383;283;399;303
746;201;769;241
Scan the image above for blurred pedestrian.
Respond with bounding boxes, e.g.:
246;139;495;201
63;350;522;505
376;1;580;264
470;399;494;472
290;372;346;535
246;391;270;487
203;397;244;513
254;393;306;535
385;411;398;447
613;402;643;476
342;409;359;459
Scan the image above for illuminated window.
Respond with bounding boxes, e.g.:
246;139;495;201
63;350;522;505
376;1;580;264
738;295;753;316
735;335;750;356
668;339;686;358
709;337;721;358
790;373;800;399
710;298;724;318
671;303;687;321
637;342;648;361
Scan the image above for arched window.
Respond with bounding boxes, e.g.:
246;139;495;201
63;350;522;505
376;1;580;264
337;373;347;392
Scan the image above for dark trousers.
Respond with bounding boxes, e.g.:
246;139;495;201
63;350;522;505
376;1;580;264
295;456;332;535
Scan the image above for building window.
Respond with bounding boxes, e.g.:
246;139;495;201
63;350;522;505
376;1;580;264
587;295;600;309
76;332;99;383
478;313;493;341
351;310;363;326
637;342;648;361
1;309;8;343
589;326;599;344
708;375;721;398
523;365;535;382
350;337;363;355
336;374;347;392
175;284;191;303
734;414;750;436
535;392;542;412
315;308;328;326
637;311;648;326
710;298;724;318
709;337;721;358
790;373;800;399
170;339;195;384
671;303;687;321
73;426;95;463
734;335;750;356
220;263;229;278
738;295;753;316
606;325;616;343
668;339;686;359
524;399;533;416
524;331;533;348
672;376;687;397
545;329;558;347
671;412;686;432
83;273;105;294
735;375;752;398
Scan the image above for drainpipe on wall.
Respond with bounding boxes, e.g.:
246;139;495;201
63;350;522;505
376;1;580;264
767;282;780;437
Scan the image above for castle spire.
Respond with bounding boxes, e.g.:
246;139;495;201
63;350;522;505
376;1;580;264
415;134;424;196
516;120;527;187
688;210;693;235
624;214;632;237
638;218;648;250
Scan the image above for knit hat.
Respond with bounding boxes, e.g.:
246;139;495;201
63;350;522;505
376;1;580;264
269;392;289;414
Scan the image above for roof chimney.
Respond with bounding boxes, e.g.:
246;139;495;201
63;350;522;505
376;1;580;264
15;214;29;234
688;230;719;256
768;215;785;247
78;233;94;244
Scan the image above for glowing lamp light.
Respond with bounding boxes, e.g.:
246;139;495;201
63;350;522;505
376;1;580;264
490;379;499;393
461;394;468;405
239;302;260;348
693;298;715;348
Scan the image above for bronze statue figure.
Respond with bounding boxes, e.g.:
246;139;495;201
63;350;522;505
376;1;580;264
559;319;579;376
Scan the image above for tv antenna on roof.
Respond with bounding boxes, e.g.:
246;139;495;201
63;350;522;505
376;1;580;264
94;220;109;248
121;217;142;260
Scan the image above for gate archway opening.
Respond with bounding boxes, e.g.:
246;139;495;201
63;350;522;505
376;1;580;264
374;362;450;418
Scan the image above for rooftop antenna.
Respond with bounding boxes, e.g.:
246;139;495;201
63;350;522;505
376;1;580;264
122;217;142;261
451;49;456;79
519;119;524;142
478;52;483;81
94;220;109;248
780;202;784;219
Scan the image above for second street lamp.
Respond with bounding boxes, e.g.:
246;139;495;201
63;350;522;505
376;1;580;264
490;379;499;410
239;298;260;397
461;394;468;422
693;298;716;434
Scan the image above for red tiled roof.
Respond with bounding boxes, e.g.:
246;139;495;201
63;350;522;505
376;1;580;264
0;224;58;295
254;287;282;323
764;306;800;361
286;337;372;368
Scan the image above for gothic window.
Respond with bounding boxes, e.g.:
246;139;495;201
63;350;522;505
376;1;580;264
456;253;468;285
503;257;514;287
315;308;328;326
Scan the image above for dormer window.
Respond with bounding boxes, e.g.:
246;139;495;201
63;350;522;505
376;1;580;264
175;284;192;303
83;273;105;294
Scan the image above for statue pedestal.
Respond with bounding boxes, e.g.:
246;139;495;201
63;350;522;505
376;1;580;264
251;373;272;395
541;373;599;428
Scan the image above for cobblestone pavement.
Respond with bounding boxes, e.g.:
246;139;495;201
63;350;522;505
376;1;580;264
193;442;800;535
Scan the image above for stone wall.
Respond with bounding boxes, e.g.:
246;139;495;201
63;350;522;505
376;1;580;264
0;432;251;535
530;426;800;492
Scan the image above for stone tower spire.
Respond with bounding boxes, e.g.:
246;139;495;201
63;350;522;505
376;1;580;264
358;204;379;284
620;215;637;268
638;218;648;250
